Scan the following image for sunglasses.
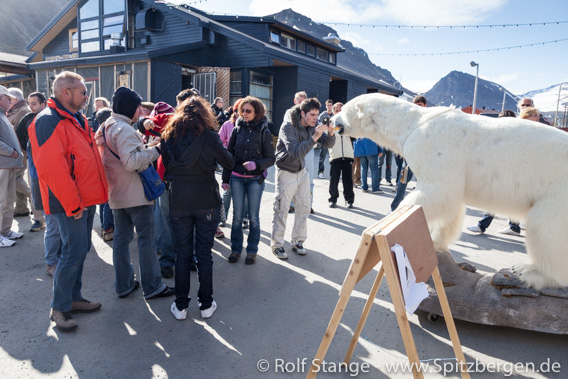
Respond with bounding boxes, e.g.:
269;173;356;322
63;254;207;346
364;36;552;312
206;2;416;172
521;103;531;107
242;108;254;114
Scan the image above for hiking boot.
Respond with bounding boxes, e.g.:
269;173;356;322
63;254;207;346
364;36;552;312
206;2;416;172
171;302;187;320
46;264;57;277
272;247;288;260
30;221;46;232
228;252;240;263
200;301;217;319
245;254;256;265
50;309;78;331
2;230;23;240
71;298;101;313
292;242;307;256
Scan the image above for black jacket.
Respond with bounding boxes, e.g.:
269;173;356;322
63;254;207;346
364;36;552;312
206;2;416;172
222;117;275;183
162;129;234;211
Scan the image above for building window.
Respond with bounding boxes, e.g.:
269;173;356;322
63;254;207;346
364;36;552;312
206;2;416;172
316;47;328;61
270;30;280;44
78;0;126;54
280;32;296;51
296;39;305;54
229;70;242;107
69;29;79;52
328;52;336;64
306;43;315;57
249;70;273;121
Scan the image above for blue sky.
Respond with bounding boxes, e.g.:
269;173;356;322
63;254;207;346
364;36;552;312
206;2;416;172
170;0;568;95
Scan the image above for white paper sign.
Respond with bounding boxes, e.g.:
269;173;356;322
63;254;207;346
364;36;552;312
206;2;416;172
391;243;429;314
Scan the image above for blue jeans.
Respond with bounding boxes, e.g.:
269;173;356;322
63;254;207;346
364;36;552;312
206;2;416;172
360;155;379;191
112;205;165;298
378;149;392;182
99;202;114;230
222;187;232;220
158;190;176;268
44;214;61;266
230;175;265;255
391;167;414;211
170;207;219;310
51;206;96;312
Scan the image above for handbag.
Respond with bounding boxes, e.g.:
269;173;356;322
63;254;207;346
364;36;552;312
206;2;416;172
102;125;165;201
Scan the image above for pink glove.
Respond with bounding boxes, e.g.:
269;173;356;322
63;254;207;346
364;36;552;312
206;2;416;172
243;161;257;171
222;183;230;191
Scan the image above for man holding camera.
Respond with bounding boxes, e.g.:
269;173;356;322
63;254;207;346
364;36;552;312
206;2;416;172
271;98;335;259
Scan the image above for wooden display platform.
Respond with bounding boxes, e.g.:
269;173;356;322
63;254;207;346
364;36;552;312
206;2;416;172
307;205;469;378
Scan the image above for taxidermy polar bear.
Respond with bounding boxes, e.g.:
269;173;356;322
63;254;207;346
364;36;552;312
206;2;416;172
332;93;568;290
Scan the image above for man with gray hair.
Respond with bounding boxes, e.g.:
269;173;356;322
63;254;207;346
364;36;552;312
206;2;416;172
28;71;108;331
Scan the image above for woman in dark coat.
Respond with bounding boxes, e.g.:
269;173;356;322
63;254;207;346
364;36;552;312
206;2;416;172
161;96;233;321
221;96;275;265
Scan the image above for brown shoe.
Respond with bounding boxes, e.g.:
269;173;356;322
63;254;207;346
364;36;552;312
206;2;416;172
71;298;101;313
50;309;78;331
46;264;57;277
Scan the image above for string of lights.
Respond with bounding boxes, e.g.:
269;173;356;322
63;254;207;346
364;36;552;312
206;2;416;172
348;37;568;57
278;18;568;29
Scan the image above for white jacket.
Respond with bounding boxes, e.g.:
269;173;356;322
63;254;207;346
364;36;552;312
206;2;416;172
328;134;354;162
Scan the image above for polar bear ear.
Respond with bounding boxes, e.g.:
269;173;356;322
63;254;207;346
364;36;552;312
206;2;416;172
356;103;366;119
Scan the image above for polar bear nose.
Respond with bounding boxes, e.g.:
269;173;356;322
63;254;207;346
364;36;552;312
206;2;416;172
334;125;344;135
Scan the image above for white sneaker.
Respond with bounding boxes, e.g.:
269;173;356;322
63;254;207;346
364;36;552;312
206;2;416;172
499;227;521;236
292;242;307;256
318;172;325;179
466;224;483;234
0;236;16;247
3;230;23;240
170;302;187;320
200;301;217;319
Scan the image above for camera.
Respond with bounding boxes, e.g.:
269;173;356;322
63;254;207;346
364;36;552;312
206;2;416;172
321;116;330;126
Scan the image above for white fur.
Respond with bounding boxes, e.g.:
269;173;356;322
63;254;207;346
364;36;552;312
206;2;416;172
333;93;568;289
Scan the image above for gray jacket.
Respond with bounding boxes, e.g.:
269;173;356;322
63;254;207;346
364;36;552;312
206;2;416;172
0;108;23;169
275;105;335;173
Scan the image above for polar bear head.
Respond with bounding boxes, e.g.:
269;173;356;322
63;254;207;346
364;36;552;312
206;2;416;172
332;93;421;155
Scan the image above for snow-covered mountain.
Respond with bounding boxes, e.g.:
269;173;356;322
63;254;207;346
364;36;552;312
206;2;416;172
424;71;518;111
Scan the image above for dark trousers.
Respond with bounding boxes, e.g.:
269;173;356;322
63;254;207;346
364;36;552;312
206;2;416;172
394;154;404;183
378;149;392;182
478;214;520;233
329;159;355;204
170;207;219;310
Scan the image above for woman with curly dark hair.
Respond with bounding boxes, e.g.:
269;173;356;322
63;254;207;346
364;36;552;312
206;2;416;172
161;96;233;321
221;96;275;265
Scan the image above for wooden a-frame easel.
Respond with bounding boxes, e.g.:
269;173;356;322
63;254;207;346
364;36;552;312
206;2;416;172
307;205;470;378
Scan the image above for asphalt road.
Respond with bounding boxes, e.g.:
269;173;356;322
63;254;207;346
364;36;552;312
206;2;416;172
1;153;566;378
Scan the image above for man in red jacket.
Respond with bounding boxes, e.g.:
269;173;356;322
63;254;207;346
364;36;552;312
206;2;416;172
28;72;108;332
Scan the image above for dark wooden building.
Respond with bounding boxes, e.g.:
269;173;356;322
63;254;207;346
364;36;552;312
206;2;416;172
25;0;401;130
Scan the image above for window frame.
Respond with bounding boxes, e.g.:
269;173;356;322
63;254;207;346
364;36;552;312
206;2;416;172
69;28;79;52
78;0;127;55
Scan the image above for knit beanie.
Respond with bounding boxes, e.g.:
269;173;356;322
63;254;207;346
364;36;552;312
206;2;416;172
150;101;175;117
112;87;142;119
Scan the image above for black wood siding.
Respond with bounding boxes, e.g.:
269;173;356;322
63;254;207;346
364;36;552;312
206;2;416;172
347;80;369;102
220;22;268;41
43;19;77;58
273;66;298;133
151;59;181;105
146;13;203;48
297;66;330;106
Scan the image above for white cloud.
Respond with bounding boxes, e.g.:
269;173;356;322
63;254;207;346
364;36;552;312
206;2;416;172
482;73;519;87
397;37;409;45
404;79;438;94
